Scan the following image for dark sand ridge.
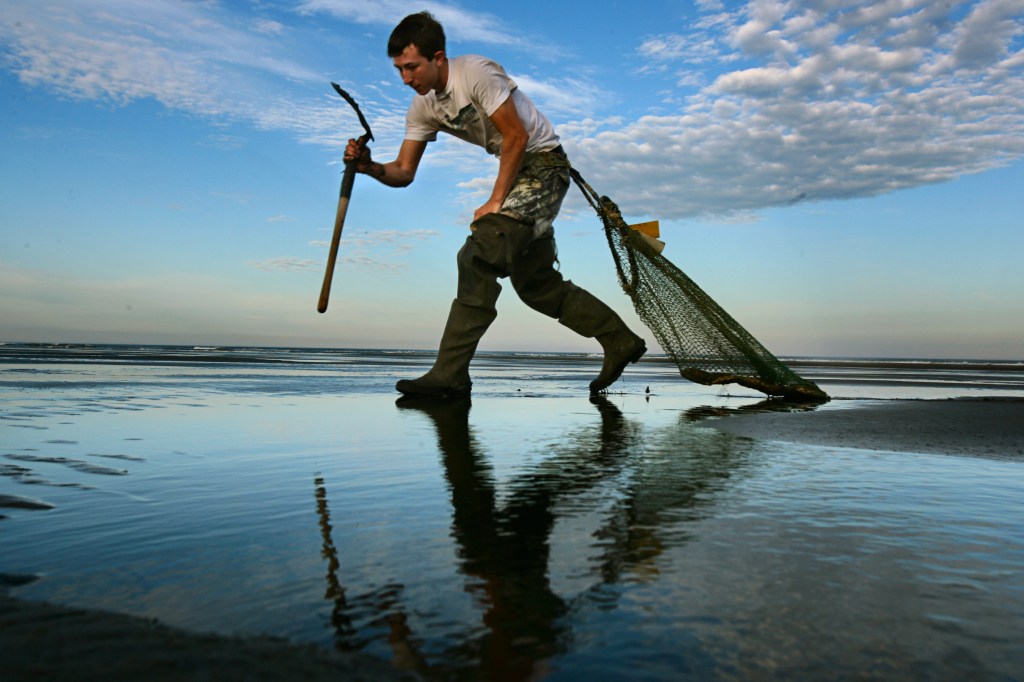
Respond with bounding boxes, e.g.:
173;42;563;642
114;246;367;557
0;593;420;681
709;397;1024;460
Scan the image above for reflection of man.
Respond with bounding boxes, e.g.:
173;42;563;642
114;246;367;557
398;396;564;678
395;394;639;677
345;12;646;399
314;394;750;676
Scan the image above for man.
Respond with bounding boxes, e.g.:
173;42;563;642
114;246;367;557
345;12;646;398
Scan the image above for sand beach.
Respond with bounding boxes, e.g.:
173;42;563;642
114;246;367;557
710;397;1024;460
2;345;1023;679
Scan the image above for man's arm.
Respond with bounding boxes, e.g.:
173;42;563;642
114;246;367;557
474;96;528;221
344;138;427;188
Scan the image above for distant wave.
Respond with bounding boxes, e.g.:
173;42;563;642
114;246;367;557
1;343;1021;375
784;357;1024;372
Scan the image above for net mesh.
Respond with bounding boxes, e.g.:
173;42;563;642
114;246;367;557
571;171;828;402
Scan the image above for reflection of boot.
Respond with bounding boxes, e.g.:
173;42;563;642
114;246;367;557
559;286;646;394
396;300;497;398
395;394;471;413
589;395;627;450
395;395;473;457
589;394;623;418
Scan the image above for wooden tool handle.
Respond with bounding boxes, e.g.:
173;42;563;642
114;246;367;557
317;162;357;314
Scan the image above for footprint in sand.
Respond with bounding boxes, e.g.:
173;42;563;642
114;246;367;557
4;454;127;476
89;453;146;463
0;573;41;588
0;493;55;511
1;463;95;490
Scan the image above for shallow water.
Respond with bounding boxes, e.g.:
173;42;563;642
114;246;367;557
2;345;1023;679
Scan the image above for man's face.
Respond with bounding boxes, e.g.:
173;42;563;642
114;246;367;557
392;44;444;96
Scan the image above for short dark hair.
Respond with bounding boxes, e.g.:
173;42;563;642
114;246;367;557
387;12;446;59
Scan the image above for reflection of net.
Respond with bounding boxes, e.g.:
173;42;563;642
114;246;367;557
571;171;828;402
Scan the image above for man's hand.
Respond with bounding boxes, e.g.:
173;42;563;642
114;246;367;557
344;137;373;174
473;199;504;222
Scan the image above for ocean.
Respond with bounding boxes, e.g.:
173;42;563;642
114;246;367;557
2;343;1023;679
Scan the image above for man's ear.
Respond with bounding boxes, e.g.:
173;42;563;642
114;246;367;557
433;50;446;65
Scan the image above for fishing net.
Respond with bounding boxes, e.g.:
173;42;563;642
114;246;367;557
570;170;828;402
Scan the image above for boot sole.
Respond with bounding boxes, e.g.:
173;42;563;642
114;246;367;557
395;380;471;399
590;341;647;394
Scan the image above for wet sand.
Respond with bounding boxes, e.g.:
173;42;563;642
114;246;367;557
0;594;419;681
3;372;1023;678
709;397;1024;459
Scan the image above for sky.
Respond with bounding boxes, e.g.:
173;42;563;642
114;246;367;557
1;0;1022;360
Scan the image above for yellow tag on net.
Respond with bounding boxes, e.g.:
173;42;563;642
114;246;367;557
628;220;660;238
628;220;665;254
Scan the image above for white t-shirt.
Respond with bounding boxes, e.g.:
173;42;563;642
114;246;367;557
404;55;560;157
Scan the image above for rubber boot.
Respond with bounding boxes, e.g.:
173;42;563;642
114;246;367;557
396;300;497;398
558;286;647;394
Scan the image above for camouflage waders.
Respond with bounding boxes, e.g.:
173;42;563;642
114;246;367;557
395;148;646;398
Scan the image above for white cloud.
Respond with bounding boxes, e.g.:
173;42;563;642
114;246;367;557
340;228;440;253
307;228;441;270
249;257;319;271
0;2;320;105
729;0;795;57
510;73;607;118
296;0;521;47
639;34;718;63
580;0;1024;220
638;10;740;69
951;0;1024;68
0;0;390;151
697;0;726;11
253;18;286;35
2;0;1021;225
339;254;405;271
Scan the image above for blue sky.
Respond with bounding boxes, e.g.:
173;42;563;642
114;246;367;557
1;0;1022;359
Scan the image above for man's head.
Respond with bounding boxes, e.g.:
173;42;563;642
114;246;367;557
389;12;448;96
388;12;445;58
